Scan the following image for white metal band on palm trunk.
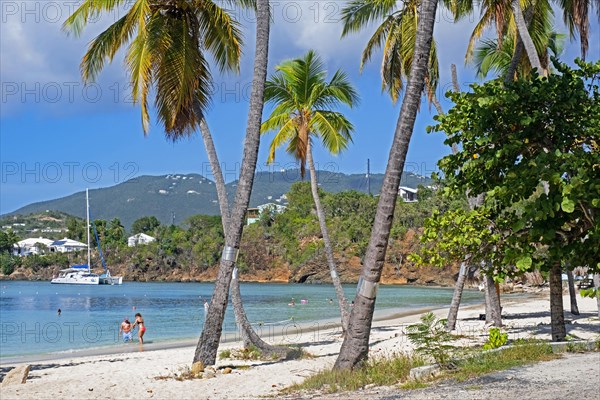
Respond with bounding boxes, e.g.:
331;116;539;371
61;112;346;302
357;277;378;299
330;270;338;279
232;267;239;280
222;246;239;263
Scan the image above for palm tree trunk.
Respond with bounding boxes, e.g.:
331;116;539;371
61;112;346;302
306;141;350;331
333;0;439;370
485;274;502;327
193;0;271;366
511;0;544;74
230;267;289;357
549;262;566;341
446;263;468;331
199;118;287;356
566;269;580;315
504;5;534;83
594;274;600;320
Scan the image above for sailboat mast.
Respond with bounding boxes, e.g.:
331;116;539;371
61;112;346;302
86;188;91;271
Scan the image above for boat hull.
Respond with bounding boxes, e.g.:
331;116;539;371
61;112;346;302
51;277;99;285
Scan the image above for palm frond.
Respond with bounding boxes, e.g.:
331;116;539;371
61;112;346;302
63;0;129;36
311;111;354;155
197;0;243;73
341;0;398;36
80;15;137;82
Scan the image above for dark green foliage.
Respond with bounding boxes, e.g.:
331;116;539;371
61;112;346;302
131;216;161;235
432;59;600;274
0;254;20;275
0;230;19;254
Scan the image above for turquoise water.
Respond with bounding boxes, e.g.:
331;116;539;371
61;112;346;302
0;281;484;359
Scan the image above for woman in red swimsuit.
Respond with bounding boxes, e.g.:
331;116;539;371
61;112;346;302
132;313;146;344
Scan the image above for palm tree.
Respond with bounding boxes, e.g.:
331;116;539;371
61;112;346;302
261;51;359;331
341;0;439;102
556;0;600;59
193;0;272;366
64;0;243;136
64;0;276;363
473;30;565;78
334;0;439;370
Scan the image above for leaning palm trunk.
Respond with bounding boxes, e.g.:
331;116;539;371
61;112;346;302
511;0;544;74
306;141;350;331
193;0;271;366
199;119;288;356
333;0;439;370
566;269;580;315
549;262;566;341
447;262;468;331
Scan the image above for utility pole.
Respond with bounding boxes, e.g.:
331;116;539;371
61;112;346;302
367;158;371;196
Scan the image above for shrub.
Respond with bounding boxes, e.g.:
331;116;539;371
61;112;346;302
406;313;456;368
483;328;508;350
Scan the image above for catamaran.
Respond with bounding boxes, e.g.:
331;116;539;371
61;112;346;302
51;189;123;285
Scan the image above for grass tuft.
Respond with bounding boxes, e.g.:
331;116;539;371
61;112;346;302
285;353;424;394
449;340;558;382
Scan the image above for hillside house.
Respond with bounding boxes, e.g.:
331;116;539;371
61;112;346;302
50;238;88;253
246;203;288;225
398;186;418;202
14;237;56;256
128;233;156;247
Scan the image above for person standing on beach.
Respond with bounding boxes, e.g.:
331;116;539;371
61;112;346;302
132;313;146;344
119;318;132;342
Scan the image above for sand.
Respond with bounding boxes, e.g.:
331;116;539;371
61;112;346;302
1;293;598;399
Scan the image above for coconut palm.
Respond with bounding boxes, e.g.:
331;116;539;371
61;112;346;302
193;0;272;366
473;28;565;78
556;0;600;59
261;50;359;331
64;0;278;364
341;0;439;102
63;0;243;135
334;0;439;370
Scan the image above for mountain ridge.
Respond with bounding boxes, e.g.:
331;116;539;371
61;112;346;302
6;169;431;230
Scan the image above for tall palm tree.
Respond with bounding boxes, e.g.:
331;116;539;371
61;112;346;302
341;0;439;102
64;0;277;362
556;0;600;59
334;0;439;370
64;0;243;135
193;0;272;366
261;51;359;331
473;29;565;78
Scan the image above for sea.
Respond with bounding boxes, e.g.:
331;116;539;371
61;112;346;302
0;281;485;360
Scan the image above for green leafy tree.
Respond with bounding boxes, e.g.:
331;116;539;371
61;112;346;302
261;50;359;330
131;216;161;236
0;230;20;254
431;59;600;341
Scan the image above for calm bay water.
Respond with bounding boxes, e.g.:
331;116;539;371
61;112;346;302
0;281;484;359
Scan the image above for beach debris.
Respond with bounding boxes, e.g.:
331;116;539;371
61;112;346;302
222;367;232;375
191;361;205;375
204;371;216;379
1;365;31;386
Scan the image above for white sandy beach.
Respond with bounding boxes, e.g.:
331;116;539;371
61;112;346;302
1;293;598;399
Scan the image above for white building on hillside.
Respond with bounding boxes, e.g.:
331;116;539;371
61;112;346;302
14;237;55;256
247;203;288;225
399;186;418;202
50;238;88;253
128;233;156;247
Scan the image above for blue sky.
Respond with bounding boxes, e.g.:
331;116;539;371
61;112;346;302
1;1;598;214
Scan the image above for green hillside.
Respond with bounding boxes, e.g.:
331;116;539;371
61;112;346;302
6;169;431;230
